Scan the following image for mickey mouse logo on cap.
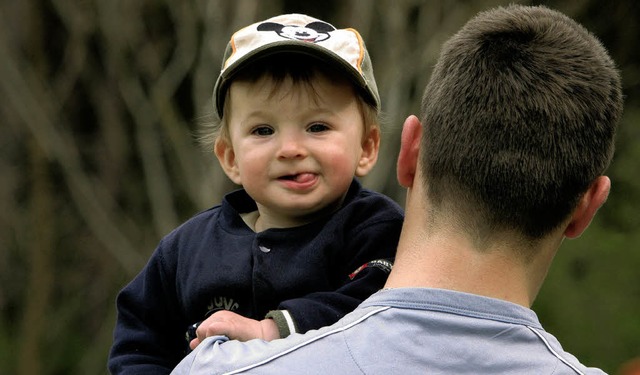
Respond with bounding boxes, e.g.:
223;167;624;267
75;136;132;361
256;21;335;43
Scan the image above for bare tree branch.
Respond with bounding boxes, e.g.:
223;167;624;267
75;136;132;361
0;31;145;274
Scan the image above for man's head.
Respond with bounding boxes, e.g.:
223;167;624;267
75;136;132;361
418;5;622;244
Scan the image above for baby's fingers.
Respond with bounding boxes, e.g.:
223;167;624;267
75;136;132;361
196;320;229;342
189;337;201;350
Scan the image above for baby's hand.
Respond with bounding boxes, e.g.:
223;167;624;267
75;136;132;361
189;310;280;349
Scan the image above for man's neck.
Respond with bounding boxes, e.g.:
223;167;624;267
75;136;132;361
384;228;555;307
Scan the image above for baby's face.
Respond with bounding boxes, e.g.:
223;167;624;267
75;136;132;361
218;73;376;228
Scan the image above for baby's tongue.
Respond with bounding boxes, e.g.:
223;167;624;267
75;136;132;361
294;173;315;183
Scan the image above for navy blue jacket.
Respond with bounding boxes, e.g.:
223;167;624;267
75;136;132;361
108;180;403;374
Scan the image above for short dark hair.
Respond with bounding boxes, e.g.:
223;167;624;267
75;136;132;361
420;5;623;241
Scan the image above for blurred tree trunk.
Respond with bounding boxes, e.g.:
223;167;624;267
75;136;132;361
17;140;54;375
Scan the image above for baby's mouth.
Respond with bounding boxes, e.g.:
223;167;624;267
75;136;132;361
279;172;316;183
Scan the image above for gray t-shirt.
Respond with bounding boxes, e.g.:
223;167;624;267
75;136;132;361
172;288;605;375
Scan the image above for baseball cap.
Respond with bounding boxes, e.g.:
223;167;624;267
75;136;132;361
212;13;380;118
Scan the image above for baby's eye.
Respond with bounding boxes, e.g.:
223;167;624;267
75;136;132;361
251;126;274;136
307;123;329;133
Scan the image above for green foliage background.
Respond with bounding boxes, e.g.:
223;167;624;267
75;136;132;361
0;0;638;374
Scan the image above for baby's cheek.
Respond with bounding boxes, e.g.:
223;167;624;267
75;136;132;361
325;153;359;184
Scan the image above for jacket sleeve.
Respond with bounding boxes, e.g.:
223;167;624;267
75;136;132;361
108;240;186;375
272;213;402;337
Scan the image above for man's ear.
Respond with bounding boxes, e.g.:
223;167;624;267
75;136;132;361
397;115;422;188
564;176;611;238
355;126;380;177
214;138;242;185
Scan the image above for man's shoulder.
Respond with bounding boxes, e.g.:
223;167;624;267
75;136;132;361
172;305;388;374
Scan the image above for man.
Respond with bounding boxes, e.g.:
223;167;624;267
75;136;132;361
172;4;622;374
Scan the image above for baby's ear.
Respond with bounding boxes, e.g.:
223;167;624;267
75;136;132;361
214;138;242;185
355;126;380;177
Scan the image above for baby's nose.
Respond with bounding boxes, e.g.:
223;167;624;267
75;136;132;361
277;134;307;159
